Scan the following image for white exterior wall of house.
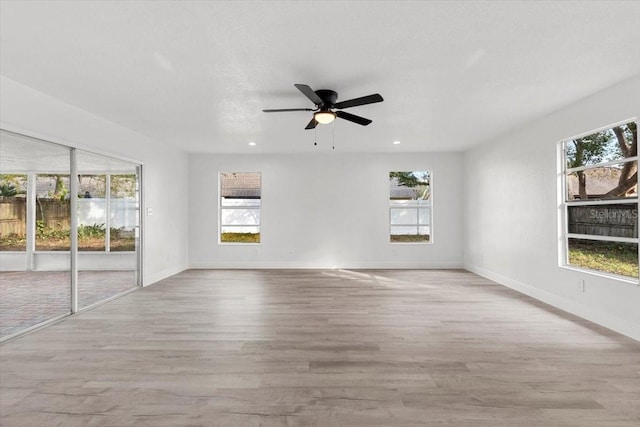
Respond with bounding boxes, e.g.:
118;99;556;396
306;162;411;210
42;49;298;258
463;75;640;341
0;76;189;285
189;152;463;269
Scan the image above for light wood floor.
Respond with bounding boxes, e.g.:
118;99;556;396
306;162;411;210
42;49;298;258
1;269;639;426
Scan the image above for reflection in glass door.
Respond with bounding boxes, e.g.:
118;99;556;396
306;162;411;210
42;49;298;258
76;151;140;310
0;130;142;340
0;131;72;339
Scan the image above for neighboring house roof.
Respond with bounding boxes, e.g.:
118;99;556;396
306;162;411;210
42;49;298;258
567;167;637;199
221;172;261;198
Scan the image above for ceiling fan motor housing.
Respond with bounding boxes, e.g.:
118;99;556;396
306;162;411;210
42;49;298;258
315;89;338;109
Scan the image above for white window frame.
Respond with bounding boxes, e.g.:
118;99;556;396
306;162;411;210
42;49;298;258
558;119;639;283
218;172;261;245
389;171;433;245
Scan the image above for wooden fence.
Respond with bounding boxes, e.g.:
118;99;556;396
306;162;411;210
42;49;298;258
568;204;638;238
0;198;70;236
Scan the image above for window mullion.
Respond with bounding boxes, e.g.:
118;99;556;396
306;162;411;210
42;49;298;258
566;156;638;174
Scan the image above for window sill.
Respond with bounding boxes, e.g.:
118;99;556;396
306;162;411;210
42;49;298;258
559;264;639;286
218;242;261;246
389;241;434;245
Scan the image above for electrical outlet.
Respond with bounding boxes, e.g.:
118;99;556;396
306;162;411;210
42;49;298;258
579;280;585;292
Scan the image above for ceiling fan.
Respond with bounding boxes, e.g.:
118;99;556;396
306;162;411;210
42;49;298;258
263;84;383;129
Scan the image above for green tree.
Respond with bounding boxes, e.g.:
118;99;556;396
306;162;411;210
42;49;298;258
110;174;136;198
607;123;637;198
567;123;637;199
37;174;69;200
389;171;429;188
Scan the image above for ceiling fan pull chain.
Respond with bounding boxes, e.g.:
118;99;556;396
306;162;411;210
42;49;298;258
314;125;317;146
332;119;335;150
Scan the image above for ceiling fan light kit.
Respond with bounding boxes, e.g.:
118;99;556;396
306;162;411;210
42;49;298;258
314;111;336;124
263;84;383;130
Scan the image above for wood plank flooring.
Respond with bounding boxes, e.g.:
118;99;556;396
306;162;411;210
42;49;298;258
1;269;639;426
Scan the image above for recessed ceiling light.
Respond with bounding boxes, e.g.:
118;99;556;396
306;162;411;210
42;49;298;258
393;140;401;145
248;141;256;146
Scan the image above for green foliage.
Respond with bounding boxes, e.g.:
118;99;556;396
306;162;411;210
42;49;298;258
0;183;18;196
35;220;69;240
1;224;136;251
0;174;27;195
566;123;636;168
77;223;106;239
390;171;429;188
54;182;69;201
391;171;431;201
566;131;613;169
110;174;137;198
38;174;70;200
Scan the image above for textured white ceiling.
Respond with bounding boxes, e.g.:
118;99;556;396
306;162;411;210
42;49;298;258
1;1;639;154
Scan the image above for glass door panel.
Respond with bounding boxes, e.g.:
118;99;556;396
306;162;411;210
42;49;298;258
0;130;71;339
76;150;140;309
78;174;107;251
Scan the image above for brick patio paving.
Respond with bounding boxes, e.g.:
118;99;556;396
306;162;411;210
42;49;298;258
0;270;137;338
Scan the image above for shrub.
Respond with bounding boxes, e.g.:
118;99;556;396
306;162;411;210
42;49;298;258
77;223;106;239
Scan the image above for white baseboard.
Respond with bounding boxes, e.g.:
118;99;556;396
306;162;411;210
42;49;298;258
188;261;464;270
465;263;640;342
144;264;188;287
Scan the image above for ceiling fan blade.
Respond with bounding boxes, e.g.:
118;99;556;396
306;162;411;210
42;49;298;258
263;108;314;113
336;111;372;126
305;117;317;130
294;84;323;105
334;93;384;109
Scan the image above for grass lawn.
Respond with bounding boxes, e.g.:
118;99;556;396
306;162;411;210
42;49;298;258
221;232;260;243
568;239;638;278
390;234;430;243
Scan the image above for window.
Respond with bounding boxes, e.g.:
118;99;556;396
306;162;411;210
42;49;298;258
77;174;107;251
560;120;638;279
35;174;71;251
389;171;431;243
219;172;261;243
0;174;27;251
109;174;138;252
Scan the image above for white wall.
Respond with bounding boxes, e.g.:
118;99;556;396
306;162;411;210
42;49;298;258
5;71;636;340
0;76;189;285
189;152;463;269
463;75;640;340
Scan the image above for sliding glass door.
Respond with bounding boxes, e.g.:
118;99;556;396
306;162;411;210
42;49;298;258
0;132;72;338
0;130;142;340
76;150;140;310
